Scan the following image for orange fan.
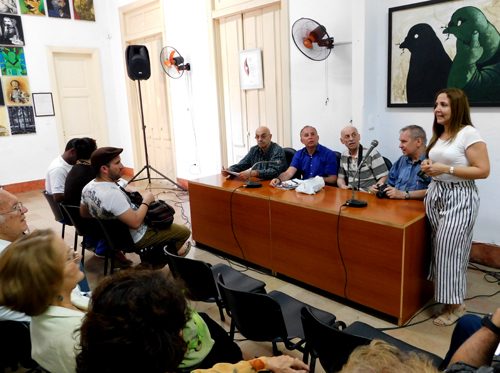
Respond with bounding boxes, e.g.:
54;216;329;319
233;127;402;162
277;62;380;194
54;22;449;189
160;46;191;78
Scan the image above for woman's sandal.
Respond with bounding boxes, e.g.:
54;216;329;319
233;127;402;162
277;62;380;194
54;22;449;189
433;304;466;327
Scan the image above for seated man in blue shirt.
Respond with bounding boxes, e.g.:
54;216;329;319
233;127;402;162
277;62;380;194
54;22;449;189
270;125;337;186
222;126;287;180
384;125;430;200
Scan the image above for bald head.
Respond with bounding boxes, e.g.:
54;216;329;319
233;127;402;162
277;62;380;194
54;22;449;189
340;125;361;154
255;126;272;150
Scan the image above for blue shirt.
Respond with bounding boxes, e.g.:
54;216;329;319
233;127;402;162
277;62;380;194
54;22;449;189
290;144;338;179
387;154;430;191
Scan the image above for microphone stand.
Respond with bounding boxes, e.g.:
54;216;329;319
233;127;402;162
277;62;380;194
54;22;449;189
245;160;280;188
346;160;368;207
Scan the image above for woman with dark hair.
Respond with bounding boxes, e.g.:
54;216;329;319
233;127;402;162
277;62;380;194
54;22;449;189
421;88;490;327
0;229;88;372
76;270;309;373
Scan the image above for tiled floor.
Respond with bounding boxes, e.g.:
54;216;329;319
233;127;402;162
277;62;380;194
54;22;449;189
17;181;500;371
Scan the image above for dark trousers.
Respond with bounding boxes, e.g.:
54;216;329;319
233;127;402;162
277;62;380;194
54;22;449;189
441;314;482;369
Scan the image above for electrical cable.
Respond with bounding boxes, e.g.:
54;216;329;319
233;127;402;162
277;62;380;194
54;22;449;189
336;203;349;298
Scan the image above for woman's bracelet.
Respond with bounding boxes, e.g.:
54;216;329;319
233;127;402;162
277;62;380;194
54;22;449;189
141;202;149;207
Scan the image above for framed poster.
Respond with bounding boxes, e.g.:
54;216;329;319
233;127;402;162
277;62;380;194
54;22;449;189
19;0;45;16
7;106;36;135
239;48;264;90
73;0;95;21
0;0;18;14
47;0;71;18
0;15;25;47
32;92;55;117
3;76;31;106
388;0;500;107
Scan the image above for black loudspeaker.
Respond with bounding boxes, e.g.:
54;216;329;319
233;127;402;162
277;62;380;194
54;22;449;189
125;45;151;80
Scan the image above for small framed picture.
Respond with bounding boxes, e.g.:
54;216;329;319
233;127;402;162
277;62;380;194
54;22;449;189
239;48;264;90
32;92;55;117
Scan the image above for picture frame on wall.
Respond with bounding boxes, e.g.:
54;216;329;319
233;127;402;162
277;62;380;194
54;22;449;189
73;0;95;21
0;0;18;14
3;76;31;106
19;0;45;16
388;0;500;107
0;15;25;47
32;92;55;117
47;0;71;19
239;48;264;90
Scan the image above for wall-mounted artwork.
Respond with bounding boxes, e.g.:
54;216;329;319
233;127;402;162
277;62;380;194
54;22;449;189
7;106;35;135
73;0;95;21
19;0;45;16
0;0;18;14
388;0;500;107
0;15;25;47
0;79;4;106
239;48;264;90
3;76;31;106
47;0;71;19
0;47;27;75
0;107;9;136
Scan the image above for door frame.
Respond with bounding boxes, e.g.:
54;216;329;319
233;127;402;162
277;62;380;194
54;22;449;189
46;46;109;151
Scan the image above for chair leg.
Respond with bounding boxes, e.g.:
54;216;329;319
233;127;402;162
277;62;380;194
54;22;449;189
309;355;316;373
229;320;236;340
73;233;78;252
61;223;66;239
272;341;281;356
216;300;226;322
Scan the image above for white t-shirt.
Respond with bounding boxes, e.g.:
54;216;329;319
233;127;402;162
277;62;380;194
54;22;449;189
81;179;147;243
45;156;72;194
429;126;484;182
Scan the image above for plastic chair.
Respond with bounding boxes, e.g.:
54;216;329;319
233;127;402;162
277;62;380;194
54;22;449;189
300;307;443;373
217;276;335;356
165;251;266;321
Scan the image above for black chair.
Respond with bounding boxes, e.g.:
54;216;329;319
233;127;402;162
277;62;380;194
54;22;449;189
42;191;76;249
334;151;341;173
300;307;443;373
383;156;393;171
283;147;301;179
95;218;135;275
217;277;335;355
165;251;266;321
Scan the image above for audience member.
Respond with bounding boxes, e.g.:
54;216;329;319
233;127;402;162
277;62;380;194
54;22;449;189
384;125;430;200
76;269;309;373
80;147;191;268
336;125;388;192
222;126;286;181
45;138;79;202
0;229;89;372
270;125;337;186
421;88;490;326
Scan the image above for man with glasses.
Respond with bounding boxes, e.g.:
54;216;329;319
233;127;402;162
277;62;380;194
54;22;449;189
222;126;287;180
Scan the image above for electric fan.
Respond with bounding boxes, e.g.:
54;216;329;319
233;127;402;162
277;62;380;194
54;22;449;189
160;46;191;78
292;18;347;61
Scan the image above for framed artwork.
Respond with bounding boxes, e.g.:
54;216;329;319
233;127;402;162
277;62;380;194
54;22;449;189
73;0;95;21
3;76;31;106
19;0;45;16
0;107;8;136
0;0;18;14
47;0;71;19
388;0;500;107
7;106;36;135
239;48;264;90
0;15;25;47
0;47;27;76
0;79;4;106
32;92;55;117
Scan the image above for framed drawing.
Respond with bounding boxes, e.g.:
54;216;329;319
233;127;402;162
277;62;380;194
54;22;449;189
73;0;95;21
388;0;500;107
7;106;36;135
47;0;71;19
3;76;31;106
32;92;55;117
0;0;18;14
0;15;25;47
239;48;264;90
19;0;45;16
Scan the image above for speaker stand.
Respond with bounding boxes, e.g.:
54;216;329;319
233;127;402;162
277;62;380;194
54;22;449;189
128;80;186;191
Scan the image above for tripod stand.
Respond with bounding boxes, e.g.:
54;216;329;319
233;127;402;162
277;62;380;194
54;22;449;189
128;80;186;191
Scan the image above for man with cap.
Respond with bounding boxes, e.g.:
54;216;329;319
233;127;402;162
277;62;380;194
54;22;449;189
80;147;191;268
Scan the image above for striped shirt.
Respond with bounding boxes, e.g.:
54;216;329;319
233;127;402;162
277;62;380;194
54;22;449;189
338;146;388;190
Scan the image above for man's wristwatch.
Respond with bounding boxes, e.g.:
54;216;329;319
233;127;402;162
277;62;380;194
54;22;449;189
481;313;500;337
404;190;410;200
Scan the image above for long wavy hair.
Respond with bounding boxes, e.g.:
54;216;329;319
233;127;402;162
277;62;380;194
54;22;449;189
427;88;473;156
76;269;189;373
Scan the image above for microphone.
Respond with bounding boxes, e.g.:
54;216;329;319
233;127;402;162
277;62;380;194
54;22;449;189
245;160;281;188
346;140;379;208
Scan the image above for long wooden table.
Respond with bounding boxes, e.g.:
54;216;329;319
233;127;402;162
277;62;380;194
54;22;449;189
189;175;432;324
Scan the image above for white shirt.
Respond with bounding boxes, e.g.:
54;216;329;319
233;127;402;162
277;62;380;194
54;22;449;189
429;126;484;182
45;155;72;194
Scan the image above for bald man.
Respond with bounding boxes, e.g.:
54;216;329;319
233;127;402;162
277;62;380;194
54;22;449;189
222;126;287;180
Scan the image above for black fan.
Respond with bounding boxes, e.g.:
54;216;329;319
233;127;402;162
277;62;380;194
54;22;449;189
160;46;191;79
291;18;335;61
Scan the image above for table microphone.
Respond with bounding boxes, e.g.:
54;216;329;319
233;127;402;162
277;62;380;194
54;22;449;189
346;140;379;208
245;160;281;188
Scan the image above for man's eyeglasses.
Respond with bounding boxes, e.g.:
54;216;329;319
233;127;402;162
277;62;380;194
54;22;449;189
0;202;24;215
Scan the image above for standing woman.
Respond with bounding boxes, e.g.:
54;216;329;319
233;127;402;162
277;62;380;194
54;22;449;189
0;229;88;372
421;88;490;327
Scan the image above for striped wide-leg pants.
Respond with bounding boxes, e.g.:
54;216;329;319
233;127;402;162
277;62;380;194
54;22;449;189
424;180;479;305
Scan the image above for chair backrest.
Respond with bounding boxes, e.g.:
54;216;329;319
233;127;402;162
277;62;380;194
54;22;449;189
95;218;135;253
165;251;219;302
42;190;65;223
383;156;393;171
334;151;341;171
60;204;95;237
217;277;288;343
301;307;370;373
283;147;296;168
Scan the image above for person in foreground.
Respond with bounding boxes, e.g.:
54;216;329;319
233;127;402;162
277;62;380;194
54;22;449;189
222;126;287;181
270;125;337;186
0;229;88;373
76;269;309;373
383;124;430;200
336;125;388;191
421;88;490;326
